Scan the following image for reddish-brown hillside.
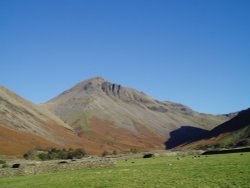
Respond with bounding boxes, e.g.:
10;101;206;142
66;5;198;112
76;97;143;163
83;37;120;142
0;86;100;156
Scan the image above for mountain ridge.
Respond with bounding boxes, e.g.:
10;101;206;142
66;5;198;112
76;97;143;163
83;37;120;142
0;77;237;156
44;77;229;152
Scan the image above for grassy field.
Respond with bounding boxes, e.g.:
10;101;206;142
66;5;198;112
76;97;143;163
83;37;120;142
0;153;249;188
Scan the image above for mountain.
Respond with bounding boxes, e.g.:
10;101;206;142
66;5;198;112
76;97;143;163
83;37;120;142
0;86;100;156
183;108;250;149
44;77;229;153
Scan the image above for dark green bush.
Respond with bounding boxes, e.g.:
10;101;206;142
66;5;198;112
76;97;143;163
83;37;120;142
37;148;86;161
2;163;9;168
72;148;86;159
38;153;50;161
0;160;6;164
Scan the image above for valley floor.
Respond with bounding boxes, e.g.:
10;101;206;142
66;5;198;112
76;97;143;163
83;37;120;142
0;153;249;188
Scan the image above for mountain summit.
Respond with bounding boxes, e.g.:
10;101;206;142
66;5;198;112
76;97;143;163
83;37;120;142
45;77;229;153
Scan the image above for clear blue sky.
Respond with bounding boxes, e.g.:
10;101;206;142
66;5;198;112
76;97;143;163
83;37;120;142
0;0;249;114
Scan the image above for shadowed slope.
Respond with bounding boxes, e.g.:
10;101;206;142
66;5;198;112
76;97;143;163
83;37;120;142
165;126;209;149
184;108;250;149
209;108;250;137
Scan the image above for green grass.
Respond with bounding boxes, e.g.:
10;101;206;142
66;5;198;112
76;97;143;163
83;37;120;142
0;153;250;188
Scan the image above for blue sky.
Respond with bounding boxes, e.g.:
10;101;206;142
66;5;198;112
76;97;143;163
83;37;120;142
0;0;249;114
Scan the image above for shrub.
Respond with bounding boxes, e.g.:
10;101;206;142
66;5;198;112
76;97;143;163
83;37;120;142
72;148;86;159
23;148;46;160
102;150;109;157
130;147;139;154
23;151;35;160
0;160;6;165
38;153;50;161
112;150;117;155
2;163;9;168
37;148;86;161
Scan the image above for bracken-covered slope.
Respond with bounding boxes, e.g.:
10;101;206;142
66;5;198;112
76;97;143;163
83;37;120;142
45;77;229;152
0;86;100;156
183;108;250;149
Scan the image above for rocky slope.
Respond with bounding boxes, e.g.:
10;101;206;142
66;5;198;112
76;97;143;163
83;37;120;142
0;86;98;156
45;77;229;153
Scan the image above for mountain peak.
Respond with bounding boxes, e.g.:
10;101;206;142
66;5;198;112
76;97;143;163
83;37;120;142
78;76;106;87
86;76;105;82
43;77;230;154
